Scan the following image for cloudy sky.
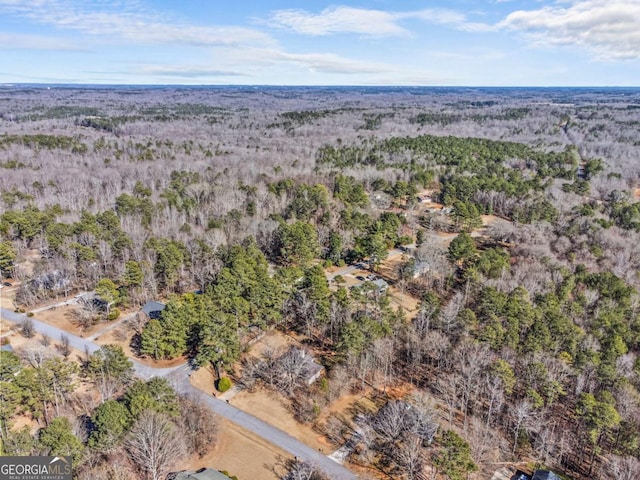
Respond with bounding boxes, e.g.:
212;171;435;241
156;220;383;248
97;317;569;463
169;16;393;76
0;0;638;85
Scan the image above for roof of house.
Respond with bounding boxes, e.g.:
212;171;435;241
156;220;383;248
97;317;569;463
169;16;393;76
306;356;324;378
168;468;230;480
141;300;166;316
532;470;562;480
372;278;389;290
1;343;14;352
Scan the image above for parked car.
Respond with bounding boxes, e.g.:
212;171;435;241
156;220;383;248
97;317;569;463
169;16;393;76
356;276;366;281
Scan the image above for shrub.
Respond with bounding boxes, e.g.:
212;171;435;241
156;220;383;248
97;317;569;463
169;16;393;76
217;376;232;393
26;312;34;317
107;308;120;321
21;318;35;338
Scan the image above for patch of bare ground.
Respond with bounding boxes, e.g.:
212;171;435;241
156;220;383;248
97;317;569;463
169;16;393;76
481;214;512;228
31;302;137;339
318;389;378;426
0;284;18;309
388;287;420;315
246;329;298;359
376;253;406;281
190;363;217;396
1;318;79;360
175;418;291;480
30;305;93;337
9;414;39;434
230;387;330;452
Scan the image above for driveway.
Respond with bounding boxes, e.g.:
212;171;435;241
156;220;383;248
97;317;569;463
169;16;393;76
326;247;406;281
0;307;358;480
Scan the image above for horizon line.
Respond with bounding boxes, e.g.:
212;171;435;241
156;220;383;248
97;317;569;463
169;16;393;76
2;83;640;89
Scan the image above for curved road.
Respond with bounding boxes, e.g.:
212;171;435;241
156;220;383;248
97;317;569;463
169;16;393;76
1;308;358;480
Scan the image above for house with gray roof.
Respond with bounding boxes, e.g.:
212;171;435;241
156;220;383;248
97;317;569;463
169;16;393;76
511;470;562;480
372;278;389;292
140;300;166;320
167;468;231;480
531;471;562;480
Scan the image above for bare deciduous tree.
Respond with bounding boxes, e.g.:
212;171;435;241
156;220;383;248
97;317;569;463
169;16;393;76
396;434;425;480
21;317;35;338
178;396;218;457
281;460;328;480
125;410;186;480
22;344;53;368
59;333;71;358
603;455;640;480
509;399;534;455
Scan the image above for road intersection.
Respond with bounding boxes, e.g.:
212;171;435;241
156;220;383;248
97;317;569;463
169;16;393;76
0;307;358;480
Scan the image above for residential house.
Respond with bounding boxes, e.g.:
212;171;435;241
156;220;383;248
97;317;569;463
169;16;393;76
140;300;166;320
531;471;562;480
372;278;389;293
300;350;324;385
167;468;231;480
78;291;110;312
511;470;562;480
279;347;325;386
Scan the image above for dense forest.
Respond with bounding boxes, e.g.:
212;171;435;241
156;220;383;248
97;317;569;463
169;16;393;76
1;86;640;480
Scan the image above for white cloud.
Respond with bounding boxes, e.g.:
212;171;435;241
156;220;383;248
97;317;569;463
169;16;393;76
267;6;491;36
0;0;274;48
499;0;640;60
0;0;399;80
277;51;390;74
225;47;391;75
268;6;408;36
0;32;84;50
138;65;250;78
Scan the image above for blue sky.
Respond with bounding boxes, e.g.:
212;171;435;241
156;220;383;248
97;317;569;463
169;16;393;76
0;0;638;86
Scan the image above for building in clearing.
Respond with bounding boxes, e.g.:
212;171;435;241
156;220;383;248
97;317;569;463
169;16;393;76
531;471;562;480
167;468;231;480
372;278;389;292
140;300;166;320
510;470;562;480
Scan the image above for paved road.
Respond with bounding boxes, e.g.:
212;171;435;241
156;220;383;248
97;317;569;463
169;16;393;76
0;308;358;480
165;371;357;479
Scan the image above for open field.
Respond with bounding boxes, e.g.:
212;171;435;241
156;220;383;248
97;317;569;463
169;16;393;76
176;418;291;480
